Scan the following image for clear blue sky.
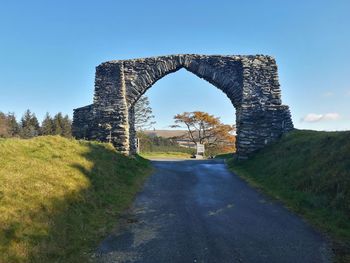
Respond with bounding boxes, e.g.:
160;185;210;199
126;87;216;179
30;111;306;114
0;0;349;130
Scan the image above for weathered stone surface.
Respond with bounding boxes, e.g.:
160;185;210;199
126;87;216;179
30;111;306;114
73;54;294;159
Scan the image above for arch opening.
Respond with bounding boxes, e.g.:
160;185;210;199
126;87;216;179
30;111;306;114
128;68;237;155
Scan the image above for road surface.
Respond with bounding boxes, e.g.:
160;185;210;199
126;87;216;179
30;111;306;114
96;159;332;263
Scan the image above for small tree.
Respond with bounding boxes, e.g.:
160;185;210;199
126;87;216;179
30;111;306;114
134;96;156;131
61;114;72;138
0;112;9;137
52;113;72;137
20;110;40;138
172;111;236;154
41;112;54;135
52;113;63;135
7;112;20;137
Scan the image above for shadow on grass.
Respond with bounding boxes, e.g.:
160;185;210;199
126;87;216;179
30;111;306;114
1;141;151;263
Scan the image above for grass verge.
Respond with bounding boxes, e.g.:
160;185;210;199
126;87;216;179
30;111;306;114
140;151;192;159
215;152;235;159
226;129;350;262
0;136;152;263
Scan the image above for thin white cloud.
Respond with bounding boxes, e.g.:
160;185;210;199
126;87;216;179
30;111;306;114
322;91;334;97
323;113;341;121
302;113;323;122
301;113;341;123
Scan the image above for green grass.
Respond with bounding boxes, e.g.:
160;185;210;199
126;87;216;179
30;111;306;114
215;152;235;159
226;129;350;262
140;145;196;155
140;151;192;159
0;136;152;263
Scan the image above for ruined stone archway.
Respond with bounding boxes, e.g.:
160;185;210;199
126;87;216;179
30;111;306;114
72;54;294;159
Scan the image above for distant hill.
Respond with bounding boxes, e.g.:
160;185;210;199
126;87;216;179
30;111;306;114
143;129;188;138
143;129;195;148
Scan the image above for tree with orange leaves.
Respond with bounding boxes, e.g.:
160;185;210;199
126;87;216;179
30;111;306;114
171;111;236;154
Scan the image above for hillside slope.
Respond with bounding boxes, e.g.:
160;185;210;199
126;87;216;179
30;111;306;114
228;130;350;261
0;136;151;263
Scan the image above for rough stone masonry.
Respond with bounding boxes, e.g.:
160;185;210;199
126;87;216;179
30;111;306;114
72;54;294;159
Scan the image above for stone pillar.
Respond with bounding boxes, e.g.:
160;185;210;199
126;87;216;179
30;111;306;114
128;105;137;155
236;56;293;159
93;62;130;154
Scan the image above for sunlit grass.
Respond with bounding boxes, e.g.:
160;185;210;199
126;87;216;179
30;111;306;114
140;151;192;159
0;136;151;263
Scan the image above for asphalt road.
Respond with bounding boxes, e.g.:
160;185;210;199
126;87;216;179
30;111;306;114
96;159;332;263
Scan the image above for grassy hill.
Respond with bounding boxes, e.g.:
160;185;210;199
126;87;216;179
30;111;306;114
0;136;151;263
227;129;350;262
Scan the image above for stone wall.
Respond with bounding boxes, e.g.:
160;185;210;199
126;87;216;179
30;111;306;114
73;54;294;159
72;104;93;139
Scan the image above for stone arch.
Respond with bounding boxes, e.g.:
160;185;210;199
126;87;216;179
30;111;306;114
72;54;293;159
123;55;243;108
